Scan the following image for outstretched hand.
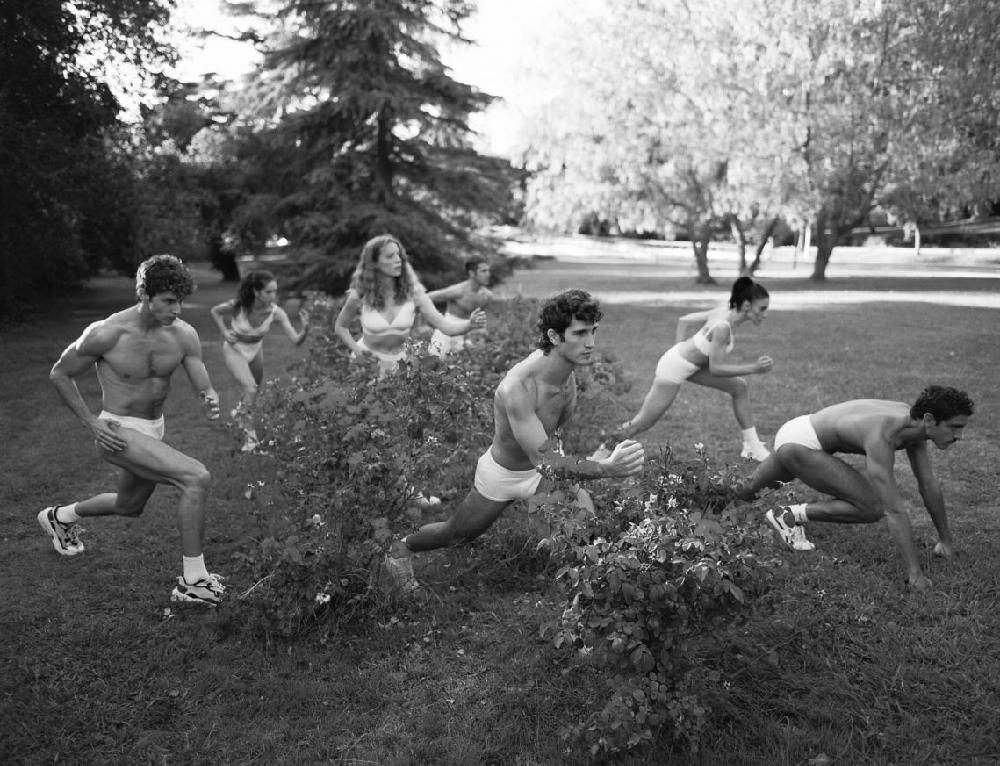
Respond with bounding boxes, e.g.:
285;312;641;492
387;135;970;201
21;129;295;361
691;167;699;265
755;355;774;374
603;439;645;477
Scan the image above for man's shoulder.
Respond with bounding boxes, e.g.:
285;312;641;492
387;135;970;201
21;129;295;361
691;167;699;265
496;352;543;396
76;311;134;352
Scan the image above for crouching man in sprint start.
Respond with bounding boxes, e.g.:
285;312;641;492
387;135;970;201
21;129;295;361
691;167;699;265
738;385;974;590
384;289;645;591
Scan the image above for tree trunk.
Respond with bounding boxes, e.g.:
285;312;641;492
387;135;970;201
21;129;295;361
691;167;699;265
728;215;747;274
811;207;838;281
374;107;393;204
748;217;779;275
691;220;715;284
210;234;241;282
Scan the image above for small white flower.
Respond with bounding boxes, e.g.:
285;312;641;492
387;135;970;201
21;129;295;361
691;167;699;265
314;593;331;604
694;442;705;451
667;496;679;509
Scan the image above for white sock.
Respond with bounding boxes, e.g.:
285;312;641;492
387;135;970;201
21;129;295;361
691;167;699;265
789;503;808;523
55;503;80;524
741;427;763;446
183;554;210;584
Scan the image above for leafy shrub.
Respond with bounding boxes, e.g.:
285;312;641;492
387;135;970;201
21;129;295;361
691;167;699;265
531;448;775;756
233;295;776;759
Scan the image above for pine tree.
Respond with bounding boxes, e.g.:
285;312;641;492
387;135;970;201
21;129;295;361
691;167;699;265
232;0;515;292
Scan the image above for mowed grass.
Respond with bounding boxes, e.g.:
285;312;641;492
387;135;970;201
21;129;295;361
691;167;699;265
2;261;999;765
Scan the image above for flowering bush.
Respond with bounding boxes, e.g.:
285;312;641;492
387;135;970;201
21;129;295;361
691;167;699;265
234;295;776;756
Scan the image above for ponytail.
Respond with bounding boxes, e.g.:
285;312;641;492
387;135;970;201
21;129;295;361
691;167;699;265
729;276;769;308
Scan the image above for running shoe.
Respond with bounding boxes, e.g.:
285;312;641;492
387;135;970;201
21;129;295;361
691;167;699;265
383;553;420;592
37;506;84;556
765;508;815;551
170;573;226;606
741;443;771;461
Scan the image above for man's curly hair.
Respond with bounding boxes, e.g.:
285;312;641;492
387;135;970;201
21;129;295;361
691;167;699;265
136;255;195;301
910;385;974;422
536;288;603;354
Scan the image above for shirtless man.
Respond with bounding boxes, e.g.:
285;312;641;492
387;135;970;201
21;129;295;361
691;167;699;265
426;259;493;357
40;255;226;606
738;385;974;590
385;288;645;590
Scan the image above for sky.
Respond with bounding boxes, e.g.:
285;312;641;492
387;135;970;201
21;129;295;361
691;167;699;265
168;0;569;155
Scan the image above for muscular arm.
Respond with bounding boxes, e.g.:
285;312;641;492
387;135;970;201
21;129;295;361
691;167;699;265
907;442;951;551
333;290;366;354
49;323;127;450
178;323;219;418
865;435;924;582
426;283;464;306
504;378;642;480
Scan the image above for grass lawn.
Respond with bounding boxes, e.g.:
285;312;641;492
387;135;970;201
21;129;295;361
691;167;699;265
2;260;999;765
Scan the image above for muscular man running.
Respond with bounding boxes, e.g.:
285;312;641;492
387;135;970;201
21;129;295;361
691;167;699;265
385;288;645;590
426;258;493;357
40;255;226;605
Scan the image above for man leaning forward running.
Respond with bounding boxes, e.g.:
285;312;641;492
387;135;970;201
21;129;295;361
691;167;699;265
426;258;494;358
738;385;973;590
41;254;226;606
385;288;645;590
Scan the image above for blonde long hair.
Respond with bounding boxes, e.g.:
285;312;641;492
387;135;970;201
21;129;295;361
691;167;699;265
348;235;418;310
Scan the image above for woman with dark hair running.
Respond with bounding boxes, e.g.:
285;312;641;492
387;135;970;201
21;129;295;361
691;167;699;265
210;270;309;452
603;276;774;460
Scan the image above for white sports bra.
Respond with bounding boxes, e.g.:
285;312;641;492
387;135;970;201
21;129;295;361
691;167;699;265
692;319;734;355
360;300;416;337
231;304;277;338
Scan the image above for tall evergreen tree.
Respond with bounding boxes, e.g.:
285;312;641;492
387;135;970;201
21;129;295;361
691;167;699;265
229;0;515;292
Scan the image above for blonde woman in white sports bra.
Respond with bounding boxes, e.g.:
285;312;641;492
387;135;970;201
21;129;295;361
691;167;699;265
334;235;486;378
605;276;774;460
334;235;487;508
211;269;309;452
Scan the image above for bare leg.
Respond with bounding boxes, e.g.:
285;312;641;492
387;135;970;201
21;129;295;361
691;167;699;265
618;378;681;439
688;369;753;429
776;446;882;523
95;427;213;557
402;489;512;552
737;454;793;501
223;344;262;437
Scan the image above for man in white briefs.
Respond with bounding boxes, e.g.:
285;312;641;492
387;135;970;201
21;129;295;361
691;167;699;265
385;288;645;590
738;385;973;590
41;254;226;606
426;258;493;357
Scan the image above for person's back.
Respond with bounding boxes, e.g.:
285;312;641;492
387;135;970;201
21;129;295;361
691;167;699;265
810;399;913;455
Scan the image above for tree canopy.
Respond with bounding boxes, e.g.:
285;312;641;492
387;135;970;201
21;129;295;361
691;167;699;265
515;0;1000;280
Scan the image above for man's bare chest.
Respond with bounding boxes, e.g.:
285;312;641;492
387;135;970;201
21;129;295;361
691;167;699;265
103;335;184;380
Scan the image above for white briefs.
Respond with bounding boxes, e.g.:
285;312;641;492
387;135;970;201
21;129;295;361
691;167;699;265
474;450;542;502
98;410;165;441
654;344;701;384
773;414;823;452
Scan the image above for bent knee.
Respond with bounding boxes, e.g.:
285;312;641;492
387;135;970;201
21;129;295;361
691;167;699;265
180;464;212;490
731;376;749;395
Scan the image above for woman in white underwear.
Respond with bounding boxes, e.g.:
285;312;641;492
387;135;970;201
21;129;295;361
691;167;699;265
334;234;487;508
334;235;486;377
607;276;774;460
211;270;309;451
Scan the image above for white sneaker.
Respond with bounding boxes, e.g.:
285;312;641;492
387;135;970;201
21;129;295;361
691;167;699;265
766;508;815;551
410;490;440;510
741;443;771;461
